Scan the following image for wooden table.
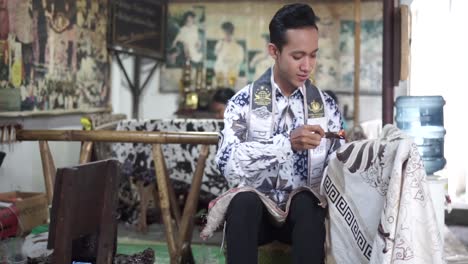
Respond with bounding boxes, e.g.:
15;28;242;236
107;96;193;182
16;128;219;264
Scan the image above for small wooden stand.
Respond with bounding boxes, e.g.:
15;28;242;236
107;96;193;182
47;160;119;264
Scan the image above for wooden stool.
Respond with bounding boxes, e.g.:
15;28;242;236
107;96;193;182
47;159;119;263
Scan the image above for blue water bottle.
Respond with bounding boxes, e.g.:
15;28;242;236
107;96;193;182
395;96;446;175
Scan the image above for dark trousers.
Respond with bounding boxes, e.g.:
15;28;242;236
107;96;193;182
226;191;326;264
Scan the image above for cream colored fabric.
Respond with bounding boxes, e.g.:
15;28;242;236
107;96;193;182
323;125;444;263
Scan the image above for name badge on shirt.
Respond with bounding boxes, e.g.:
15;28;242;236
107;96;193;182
308;116;327;156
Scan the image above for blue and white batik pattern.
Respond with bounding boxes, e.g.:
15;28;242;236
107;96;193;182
216;68;344;208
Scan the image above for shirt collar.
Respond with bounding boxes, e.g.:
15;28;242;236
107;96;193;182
269;65;305;99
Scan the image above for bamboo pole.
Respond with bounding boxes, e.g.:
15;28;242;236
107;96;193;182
17;129;218;145
179;145;209;263
354;0;361;126
79;141;93;164
39;141;56;204
153;144;178;263
162;156;182;226
159;145;197;263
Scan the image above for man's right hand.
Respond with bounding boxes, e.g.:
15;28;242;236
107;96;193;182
290;125;325;151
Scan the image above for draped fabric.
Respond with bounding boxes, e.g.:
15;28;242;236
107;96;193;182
202;125;445;264
111;119;228;224
324;125;444;263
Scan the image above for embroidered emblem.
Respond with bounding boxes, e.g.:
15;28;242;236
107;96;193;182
254;86;271;106
309;100;323;114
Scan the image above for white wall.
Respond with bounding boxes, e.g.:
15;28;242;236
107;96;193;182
0;55;178;193
409;0;468;199
111;56;178;120
0;115;82;193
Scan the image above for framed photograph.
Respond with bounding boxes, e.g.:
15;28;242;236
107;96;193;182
160;1;383;96
109;0;167;60
0;0;110;115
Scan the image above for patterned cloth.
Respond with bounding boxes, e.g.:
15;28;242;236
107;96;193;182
112;119;227;194
324;125;444;263
217;67;343;208
202;125;445;264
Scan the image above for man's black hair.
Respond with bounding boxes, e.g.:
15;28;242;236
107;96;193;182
269;3;319;51
212;88;236;105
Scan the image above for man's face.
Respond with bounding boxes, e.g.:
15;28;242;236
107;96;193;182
269;27;319;94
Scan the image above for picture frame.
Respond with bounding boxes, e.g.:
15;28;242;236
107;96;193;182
160;1;383;96
109;0;168;60
0;0;111;116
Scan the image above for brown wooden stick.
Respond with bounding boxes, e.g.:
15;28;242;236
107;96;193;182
179;145;209;263
79;141;93;164
153;144;178;263
17;129;218;145
39;141;56;205
160;146;197;263
354;0;361;125
162;155;182;226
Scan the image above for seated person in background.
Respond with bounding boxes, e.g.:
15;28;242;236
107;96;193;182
211;87;235;119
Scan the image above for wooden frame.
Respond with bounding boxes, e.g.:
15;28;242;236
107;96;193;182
161;0;383;130
0;0;111;115
17;129;218;263
109;0;168;60
48;160;119;263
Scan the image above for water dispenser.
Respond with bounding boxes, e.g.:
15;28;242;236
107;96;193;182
395;96;447;239
395;96;446;175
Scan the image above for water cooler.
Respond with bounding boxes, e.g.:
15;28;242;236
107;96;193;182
395;96;447;242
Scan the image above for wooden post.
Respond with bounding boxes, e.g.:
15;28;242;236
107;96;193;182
162;156;182;226
354;0;361;126
153;144;178;263
383;0;395;125
160;146;195;263
179;145;209;263
39;141;56;204
79;141;93;164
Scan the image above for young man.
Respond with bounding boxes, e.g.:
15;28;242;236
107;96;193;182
213;3;344;264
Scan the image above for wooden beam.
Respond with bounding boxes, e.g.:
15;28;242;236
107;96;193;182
354;0;361;125
79;141;94;164
17;129;218;145
382;0;395;125
153;144;178;263
39;141;56;204
179;145;209;263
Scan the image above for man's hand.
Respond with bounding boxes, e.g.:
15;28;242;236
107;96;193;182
290;125;325;151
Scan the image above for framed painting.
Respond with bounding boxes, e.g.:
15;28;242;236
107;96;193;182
160;1;382;97
109;0;167;60
0;0;110;116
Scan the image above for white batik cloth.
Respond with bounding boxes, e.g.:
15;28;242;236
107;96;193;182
323;124;445;263
202;125;445;264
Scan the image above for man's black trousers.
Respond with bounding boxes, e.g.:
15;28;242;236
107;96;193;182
225;191;326;264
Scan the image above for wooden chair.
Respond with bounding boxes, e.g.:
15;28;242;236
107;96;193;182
47;159;119;263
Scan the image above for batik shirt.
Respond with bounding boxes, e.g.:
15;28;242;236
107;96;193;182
216;68;343;208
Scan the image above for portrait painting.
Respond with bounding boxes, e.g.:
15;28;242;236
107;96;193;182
161;1;383;97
